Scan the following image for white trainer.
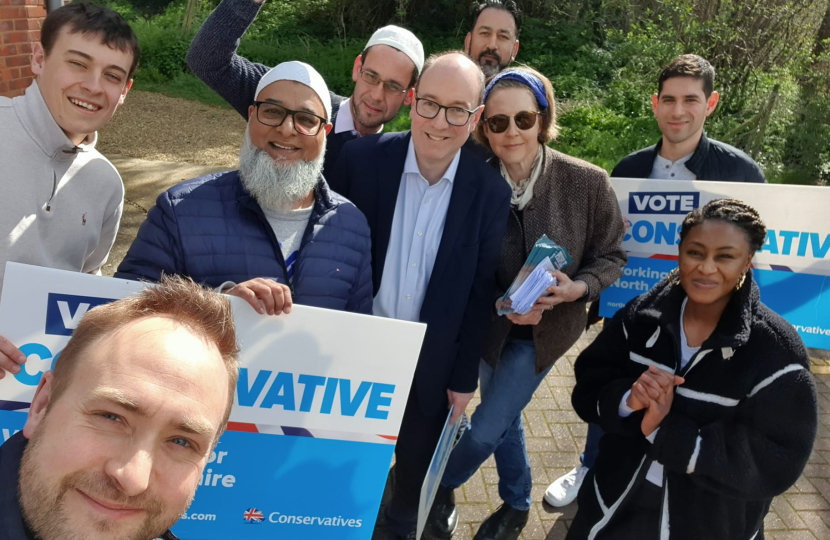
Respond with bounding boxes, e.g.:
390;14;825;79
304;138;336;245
544;465;589;507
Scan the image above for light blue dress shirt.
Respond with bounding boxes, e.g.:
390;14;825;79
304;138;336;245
373;139;461;322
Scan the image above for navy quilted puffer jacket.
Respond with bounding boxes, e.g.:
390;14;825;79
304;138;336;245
115;171;373;314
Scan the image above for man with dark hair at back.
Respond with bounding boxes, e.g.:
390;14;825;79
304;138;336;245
0;276;240;540
187;0;424;180
545;53;766;510
611;54;766;182
465;0;522;77
462;0;521;158
0;3;138;380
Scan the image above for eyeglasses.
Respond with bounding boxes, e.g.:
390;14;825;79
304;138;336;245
414;97;483;127
483;111;541;133
253;101;327;136
359;69;408;95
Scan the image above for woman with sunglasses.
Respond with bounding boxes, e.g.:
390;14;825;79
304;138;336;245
429;66;627;540
566;199;816;540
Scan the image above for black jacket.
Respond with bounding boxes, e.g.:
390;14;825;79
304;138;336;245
611;132;766;182
568;272;817;540
0;432;179;540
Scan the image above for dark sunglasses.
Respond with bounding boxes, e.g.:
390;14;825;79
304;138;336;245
483;111;541;133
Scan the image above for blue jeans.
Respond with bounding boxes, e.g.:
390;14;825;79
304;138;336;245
581;423;604;469
440;339;551;511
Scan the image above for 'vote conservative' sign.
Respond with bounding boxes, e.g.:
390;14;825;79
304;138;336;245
0;263;426;539
600;179;830;350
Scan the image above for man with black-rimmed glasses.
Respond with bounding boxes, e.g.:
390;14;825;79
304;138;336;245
329;52;511;540
116;62;373;318
186;0;424;181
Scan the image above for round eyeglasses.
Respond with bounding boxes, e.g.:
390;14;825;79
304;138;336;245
359;69;408;95
483;111;541;133
414;97;483;127
253;101;327;136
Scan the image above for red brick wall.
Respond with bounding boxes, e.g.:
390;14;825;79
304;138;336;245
0;0;46;98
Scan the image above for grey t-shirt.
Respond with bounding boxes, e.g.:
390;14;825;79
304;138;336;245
262;206;313;281
650;152;696;180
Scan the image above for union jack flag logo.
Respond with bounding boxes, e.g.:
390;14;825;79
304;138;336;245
243;508;264;523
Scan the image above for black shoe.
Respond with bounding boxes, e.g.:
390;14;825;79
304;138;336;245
428;485;458;538
472;504;529;540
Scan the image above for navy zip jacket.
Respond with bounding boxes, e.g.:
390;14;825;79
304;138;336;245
115;172;373;314
611;132;766;182
568;272;817;540
0;432;180;540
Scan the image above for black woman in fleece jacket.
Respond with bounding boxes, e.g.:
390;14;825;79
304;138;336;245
567;198;818;540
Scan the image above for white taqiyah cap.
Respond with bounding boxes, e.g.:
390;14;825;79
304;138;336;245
254;61;332;121
365;25;424;75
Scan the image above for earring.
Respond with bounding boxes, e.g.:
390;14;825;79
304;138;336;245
735;273;746;291
668;267;681;286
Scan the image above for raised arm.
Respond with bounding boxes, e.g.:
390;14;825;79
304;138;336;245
186;0;270;119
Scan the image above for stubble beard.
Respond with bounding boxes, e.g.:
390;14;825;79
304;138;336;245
18;421;183;540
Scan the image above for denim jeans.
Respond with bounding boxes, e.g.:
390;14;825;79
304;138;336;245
440;339;551;511
580;423;604;469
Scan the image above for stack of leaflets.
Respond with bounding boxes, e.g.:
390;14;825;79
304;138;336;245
496;235;573;316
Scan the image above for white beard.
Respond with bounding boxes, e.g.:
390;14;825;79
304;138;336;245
238;128;325;212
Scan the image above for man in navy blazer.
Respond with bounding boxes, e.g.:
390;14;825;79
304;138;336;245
329;52;511;540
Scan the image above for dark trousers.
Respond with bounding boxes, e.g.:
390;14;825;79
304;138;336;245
384;385;448;537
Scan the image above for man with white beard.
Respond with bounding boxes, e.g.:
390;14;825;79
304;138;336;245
117;62;373;315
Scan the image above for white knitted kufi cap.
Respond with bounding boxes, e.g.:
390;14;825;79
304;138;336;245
254;61;332;121
365;25;425;75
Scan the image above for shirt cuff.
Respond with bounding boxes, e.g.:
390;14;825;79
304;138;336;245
619;390;636;417
574;279;589;301
216;281;236;293
646;427;660;443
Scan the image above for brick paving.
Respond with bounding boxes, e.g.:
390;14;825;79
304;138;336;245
373;326;830;539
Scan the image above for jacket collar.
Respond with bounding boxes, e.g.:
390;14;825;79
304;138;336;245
14;81;97;160
627;268;758;350
651;131;710;177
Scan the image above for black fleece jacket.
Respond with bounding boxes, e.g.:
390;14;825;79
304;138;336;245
568;272;817;540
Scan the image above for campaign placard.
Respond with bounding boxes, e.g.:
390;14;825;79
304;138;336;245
0;263;426;539
599;179;830;350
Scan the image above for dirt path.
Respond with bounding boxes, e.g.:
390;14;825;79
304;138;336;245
97;91;245;275
98;90;245;168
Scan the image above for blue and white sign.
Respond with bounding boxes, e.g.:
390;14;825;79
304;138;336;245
0;263;426;539
600;179;830;350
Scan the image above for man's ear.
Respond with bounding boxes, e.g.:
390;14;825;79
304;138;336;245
651;93;659;116
705;91;720;117
403;87;414;106
323;122;333;135
22;371;54;440
118;79;133;106
511;40;519;62
464;33;472;54
470;105;485;130
31;42;46;76
352;55;362;84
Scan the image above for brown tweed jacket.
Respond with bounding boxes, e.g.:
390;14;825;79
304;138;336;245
482;146;627;373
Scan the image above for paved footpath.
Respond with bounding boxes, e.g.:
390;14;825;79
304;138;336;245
374;326;830;540
109;158;830;540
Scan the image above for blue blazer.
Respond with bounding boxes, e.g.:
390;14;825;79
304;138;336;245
329;132;511;416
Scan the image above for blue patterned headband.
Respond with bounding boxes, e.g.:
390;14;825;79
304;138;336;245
483;69;549;109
